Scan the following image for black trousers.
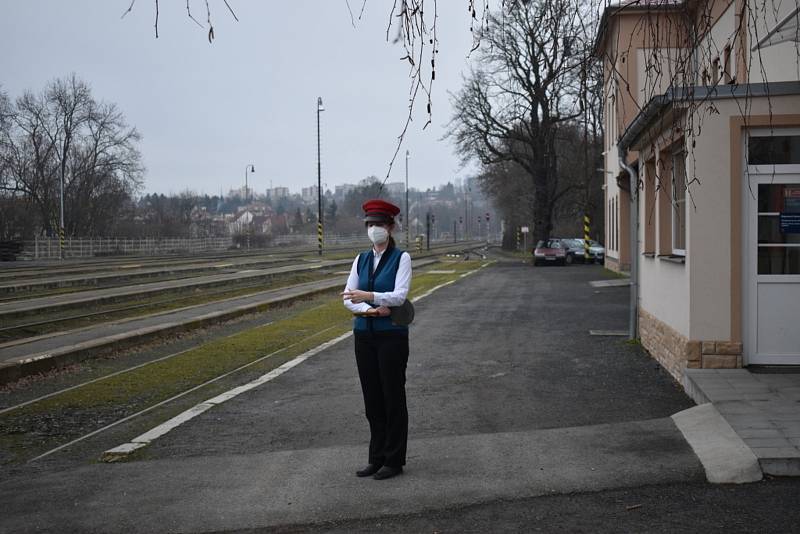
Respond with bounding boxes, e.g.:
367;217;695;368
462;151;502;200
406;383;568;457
354;331;409;468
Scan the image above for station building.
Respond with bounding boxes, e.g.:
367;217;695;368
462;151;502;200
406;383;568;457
595;0;800;377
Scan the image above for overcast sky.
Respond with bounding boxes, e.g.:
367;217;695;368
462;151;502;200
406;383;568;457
1;1;491;196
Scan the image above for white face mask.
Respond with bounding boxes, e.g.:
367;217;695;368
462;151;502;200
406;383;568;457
368;225;389;245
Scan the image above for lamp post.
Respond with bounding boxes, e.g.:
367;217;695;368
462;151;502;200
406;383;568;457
317;97;324;256
244;163;255;249
405;150;410;249
244;164;255;203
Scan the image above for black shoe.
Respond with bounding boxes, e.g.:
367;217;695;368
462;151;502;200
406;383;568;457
356;463;382;477
372;466;403;480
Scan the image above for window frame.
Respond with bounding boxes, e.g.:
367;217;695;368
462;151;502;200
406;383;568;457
671;147;687;256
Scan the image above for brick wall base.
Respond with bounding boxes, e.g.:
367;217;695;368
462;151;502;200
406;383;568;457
638;309;742;382
604;256;631;273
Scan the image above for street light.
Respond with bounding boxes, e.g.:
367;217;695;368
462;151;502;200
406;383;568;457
405;150;410;249
317;97;324;256
244;164;255;249
245;164;255;204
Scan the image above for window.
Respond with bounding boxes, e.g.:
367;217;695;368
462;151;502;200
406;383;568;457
671;149;687;255
616;196;619;251
612;197;616;251
643;159;657;254
749;135;800;165
723;45;734;84
757;184;800;275
711;57;721;85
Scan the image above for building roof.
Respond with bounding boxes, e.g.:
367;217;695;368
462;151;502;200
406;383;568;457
618;81;800;151
593;0;685;56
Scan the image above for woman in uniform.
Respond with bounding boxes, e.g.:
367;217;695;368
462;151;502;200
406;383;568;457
341;199;412;480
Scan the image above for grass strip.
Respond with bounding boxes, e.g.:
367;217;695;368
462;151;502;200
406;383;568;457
0;261;486;462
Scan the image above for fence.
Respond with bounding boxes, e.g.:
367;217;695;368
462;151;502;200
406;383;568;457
272;234;365;247
20;237;233;260
16;234;372;260
10;231;476;260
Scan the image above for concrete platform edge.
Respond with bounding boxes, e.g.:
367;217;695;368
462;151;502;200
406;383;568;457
671;403;762;484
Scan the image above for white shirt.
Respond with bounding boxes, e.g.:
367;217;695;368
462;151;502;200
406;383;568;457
343;247;412;314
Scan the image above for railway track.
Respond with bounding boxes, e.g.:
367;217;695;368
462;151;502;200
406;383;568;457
0;242;389;282
0;244;486;383
0;242;483;300
0;242;482;316
0;273;326;341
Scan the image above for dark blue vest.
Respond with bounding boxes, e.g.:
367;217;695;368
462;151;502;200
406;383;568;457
353;246;408;333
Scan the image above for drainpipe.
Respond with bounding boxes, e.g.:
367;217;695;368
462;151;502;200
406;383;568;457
618;146;639;340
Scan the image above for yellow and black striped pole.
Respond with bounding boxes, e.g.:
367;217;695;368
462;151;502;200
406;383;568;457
584;214;591;259
318;221;323;256
59;225;65;260
516;227;521;251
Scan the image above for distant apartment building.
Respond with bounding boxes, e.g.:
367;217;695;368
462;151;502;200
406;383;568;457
385;182;406;197
266;187;290;200
596;0;800;374
335;183;356;200
301;185;320;203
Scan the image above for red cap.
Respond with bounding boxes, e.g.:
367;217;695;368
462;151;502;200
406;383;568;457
362;199;400;223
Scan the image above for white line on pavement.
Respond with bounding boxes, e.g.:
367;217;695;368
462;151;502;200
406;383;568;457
102;331;355;461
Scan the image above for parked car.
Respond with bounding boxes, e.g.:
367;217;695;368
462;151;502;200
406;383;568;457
562;238;587;264
532;238;568;266
587;240;605;263
560;238;606;264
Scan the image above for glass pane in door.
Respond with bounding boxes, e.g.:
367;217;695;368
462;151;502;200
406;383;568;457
757;184;800;274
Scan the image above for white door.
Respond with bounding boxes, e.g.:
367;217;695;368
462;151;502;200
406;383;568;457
745;130;800;365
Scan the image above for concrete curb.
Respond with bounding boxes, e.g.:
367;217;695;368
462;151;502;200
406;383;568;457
671;403;762;484
683;369;800;477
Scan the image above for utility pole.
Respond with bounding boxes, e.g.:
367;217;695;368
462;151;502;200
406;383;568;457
426;211;431;251
59;175;65;260
317;97;324;256
244;164;255;249
405;150;410;249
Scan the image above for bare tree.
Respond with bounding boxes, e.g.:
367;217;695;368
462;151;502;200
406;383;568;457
0;75;144;237
475;159;535;247
449;1;596;242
